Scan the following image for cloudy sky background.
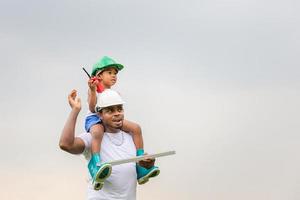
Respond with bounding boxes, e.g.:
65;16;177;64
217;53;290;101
0;0;299;199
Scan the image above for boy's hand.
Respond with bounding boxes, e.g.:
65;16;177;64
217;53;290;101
68;89;81;111
88;77;105;93
88;77;99;92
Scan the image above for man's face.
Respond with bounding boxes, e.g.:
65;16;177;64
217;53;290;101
99;105;124;131
97;67;118;88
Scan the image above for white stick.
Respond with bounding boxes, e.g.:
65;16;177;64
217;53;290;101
97;150;176;167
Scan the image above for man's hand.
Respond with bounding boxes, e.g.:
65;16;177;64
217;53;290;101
68;89;81;112
138;156;155;169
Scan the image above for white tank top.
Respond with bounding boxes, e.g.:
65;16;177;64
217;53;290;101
78;131;137;200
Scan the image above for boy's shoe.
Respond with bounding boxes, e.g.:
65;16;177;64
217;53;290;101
93;162;112;182
93;181;104;190
88;154;112;190
136;165;160;185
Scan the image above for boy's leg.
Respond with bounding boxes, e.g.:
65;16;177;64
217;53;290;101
88;124;112;190
122;120;160;184
90;124;104;154
122;119;143;149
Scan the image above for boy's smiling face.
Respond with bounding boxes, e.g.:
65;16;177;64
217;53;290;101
97;67;118;88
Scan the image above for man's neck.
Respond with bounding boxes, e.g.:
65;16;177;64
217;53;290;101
105;127;120;133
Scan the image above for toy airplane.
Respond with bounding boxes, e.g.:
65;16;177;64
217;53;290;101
97;150;176;167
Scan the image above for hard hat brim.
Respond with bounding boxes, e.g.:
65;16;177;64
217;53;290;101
92;64;124;76
96;102;125;112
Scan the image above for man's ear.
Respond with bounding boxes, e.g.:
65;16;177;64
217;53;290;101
95;106;99;113
98;111;103;118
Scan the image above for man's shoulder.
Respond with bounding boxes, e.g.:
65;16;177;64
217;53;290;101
77;132;92;140
77;132;92;147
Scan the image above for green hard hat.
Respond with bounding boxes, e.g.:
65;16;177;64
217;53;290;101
91;56;124;76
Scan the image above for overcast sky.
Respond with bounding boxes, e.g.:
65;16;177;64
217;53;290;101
0;0;300;199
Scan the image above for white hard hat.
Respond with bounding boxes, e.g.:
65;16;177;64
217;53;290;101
95;89;125;112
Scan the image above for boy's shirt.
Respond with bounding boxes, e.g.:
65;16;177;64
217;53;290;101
78;131;137;200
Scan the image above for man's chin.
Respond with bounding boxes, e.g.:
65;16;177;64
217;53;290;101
115;125;122;129
113;122;123;129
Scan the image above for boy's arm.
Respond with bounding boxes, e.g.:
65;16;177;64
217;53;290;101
59;90;85;154
88;79;98;113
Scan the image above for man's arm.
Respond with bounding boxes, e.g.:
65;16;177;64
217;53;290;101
59;90;85;154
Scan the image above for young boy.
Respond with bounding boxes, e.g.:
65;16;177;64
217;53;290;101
86;56;160;190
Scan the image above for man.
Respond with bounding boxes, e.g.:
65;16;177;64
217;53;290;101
59;89;156;200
